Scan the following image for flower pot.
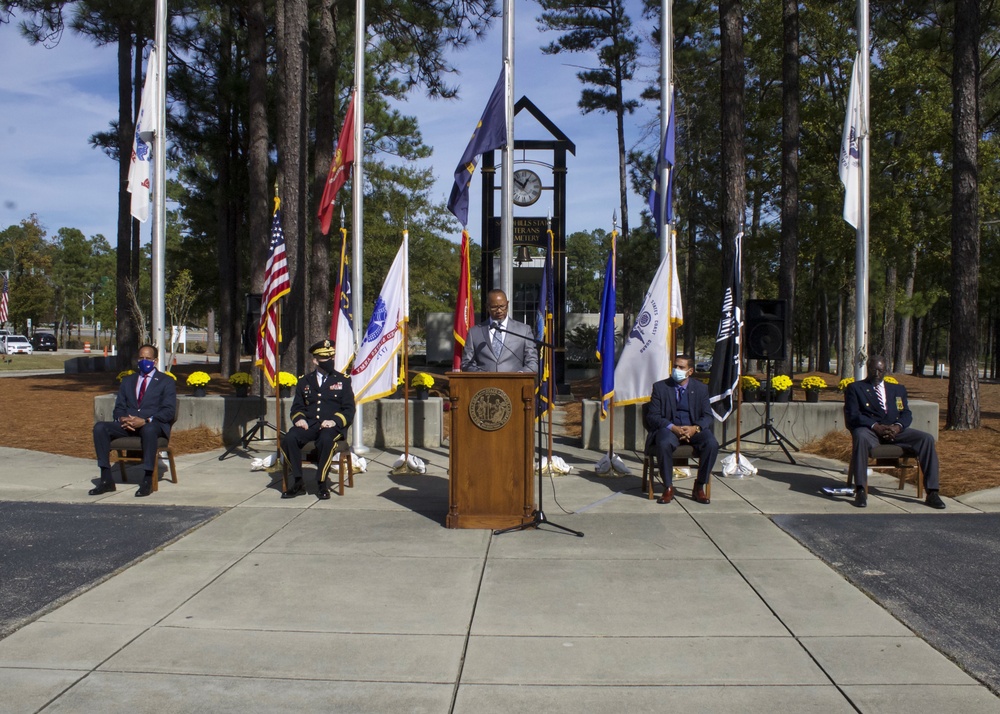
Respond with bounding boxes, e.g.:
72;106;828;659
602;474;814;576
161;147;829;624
279;387;293;399
742;388;758;403
234;385;249;398
416;388;429;401
804;388;820;403
192;386;207;398
774;389;791;403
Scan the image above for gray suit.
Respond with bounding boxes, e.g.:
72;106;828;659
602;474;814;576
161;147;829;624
461;319;538;373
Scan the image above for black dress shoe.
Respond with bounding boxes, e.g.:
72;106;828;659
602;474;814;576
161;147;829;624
88;482;116;496
854;488;867;508
317;485;331;500
657;486;674;504
925;491;946;509
281;480;304;499
135;483;153;497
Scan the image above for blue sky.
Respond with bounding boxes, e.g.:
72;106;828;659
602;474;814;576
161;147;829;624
0;1;659;246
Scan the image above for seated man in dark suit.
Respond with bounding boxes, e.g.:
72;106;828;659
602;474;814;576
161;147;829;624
460;289;538;373
645;354;719;504
91;344;177;497
844;354;945;509
279;339;356;500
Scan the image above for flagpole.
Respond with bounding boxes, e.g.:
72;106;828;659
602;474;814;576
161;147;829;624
352;0;368;453
275;301;283;441
658;0;672;263
500;0;514;298
151;0;168;369
854;0;870;381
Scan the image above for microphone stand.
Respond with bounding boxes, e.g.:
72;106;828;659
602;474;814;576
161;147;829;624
219;369;281;460
491;326;583;538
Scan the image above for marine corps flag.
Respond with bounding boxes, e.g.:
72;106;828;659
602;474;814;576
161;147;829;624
317;91;357;235
452;230;474;370
708;234;743;421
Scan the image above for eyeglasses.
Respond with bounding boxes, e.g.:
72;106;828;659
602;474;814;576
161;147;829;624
488;303;508;311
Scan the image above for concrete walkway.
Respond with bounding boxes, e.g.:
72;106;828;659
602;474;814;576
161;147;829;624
2;439;1000;713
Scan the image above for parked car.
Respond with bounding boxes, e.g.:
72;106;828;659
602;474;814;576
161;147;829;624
2;334;33;355
30;332;57;351
695;359;712;372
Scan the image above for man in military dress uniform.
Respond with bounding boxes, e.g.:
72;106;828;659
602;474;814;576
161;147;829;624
279;339;356;499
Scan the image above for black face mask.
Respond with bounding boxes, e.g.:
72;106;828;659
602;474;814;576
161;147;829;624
316;359;336;374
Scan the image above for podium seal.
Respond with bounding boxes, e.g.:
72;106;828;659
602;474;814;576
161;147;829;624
469;388;513;431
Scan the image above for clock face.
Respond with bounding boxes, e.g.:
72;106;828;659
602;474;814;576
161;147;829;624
512;169;543;206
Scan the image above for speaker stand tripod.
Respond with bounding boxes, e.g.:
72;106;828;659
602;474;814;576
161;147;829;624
728;360;799;464
219;378;281;461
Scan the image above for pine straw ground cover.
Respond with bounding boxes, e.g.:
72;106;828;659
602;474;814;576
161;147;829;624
3;366;999;498
565;371;1000;499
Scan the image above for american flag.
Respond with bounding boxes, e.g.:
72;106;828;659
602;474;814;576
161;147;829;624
255;206;291;387
0;273;8;325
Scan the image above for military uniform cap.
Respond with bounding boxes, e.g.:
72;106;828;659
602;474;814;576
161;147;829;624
309;339;336;358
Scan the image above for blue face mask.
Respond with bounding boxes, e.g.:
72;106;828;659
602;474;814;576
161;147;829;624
138;359;156;375
672;367;688;383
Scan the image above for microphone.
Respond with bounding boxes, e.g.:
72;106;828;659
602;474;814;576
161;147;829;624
482;322;538;373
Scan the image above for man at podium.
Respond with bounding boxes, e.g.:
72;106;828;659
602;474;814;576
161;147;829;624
461;289;538;373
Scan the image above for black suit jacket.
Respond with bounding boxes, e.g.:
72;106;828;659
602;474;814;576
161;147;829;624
644;377;714;450
844;379;912;431
112;370;177;436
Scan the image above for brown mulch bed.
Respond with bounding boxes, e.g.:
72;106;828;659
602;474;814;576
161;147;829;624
3;364;999;498
562;369;1000;499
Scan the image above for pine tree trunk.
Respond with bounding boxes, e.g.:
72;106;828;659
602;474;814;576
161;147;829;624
777;0;799;378
947;0;981;430
719;0;745;286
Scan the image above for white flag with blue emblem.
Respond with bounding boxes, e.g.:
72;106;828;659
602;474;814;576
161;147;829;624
612;255;675;406
839;53;863;229
351;233;409;404
128;49;159;223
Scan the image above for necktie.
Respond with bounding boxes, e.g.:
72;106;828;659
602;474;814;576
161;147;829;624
876;383;886;413
491;323;503;358
138;375;149;405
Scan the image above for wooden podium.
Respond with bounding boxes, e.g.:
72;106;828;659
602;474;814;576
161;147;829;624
447;372;536;529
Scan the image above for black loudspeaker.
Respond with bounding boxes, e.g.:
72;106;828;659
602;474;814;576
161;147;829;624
745;299;787;360
242;293;262;355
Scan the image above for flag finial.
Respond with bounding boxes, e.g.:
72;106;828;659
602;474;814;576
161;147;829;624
612;210;618;232
340;205;345;228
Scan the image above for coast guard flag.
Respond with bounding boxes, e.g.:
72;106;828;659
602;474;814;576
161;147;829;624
613;254;675;406
127;48;160;223
317;91;356;235
447;71;507;226
839;54;863;229
596;233;617;419
648;92;676;230
708;234;743;421
352;234;408;404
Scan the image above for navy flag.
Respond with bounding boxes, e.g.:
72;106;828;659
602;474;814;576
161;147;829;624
648;93;676;230
447;71;507;226
536;229;556;418
596;233;617;419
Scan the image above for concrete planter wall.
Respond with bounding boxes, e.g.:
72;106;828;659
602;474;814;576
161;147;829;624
94;394;444;448
580;398;939;452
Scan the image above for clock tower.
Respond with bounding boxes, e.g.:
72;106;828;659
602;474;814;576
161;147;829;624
479;97;575;390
